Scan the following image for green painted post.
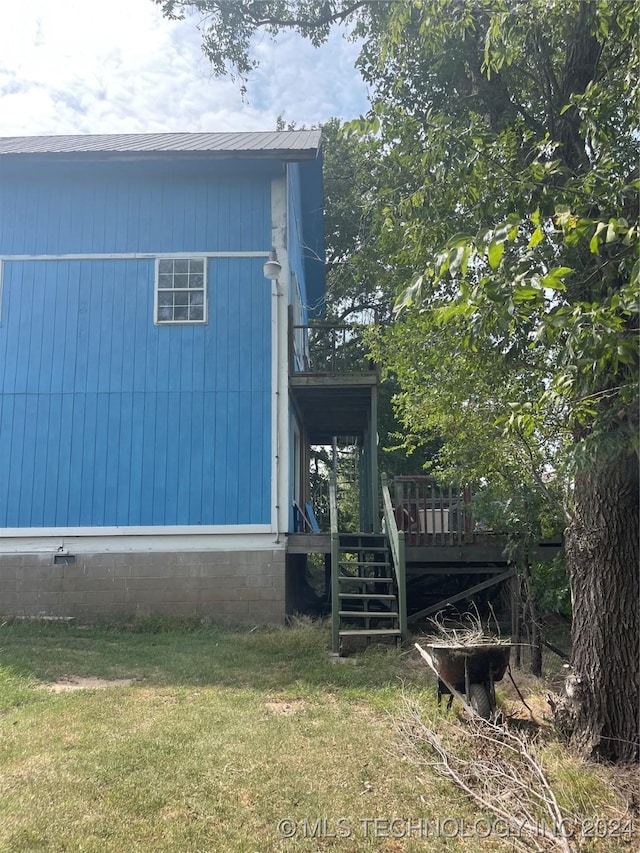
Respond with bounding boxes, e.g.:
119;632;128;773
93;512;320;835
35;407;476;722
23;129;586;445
397;530;407;641
329;475;340;654
331;530;340;653
370;386;378;533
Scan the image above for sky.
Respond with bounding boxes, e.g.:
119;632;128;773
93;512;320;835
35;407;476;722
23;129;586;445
0;0;370;137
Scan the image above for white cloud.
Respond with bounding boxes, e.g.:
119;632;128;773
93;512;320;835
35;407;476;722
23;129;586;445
0;0;369;136
251;28;368;126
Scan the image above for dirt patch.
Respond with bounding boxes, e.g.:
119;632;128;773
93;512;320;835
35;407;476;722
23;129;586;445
497;669;557;726
264;699;306;716
44;677;135;692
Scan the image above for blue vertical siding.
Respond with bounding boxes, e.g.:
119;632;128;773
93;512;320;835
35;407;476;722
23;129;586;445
287;163;310;322
286;160;325;319
0;159;274;255
0;154;274;528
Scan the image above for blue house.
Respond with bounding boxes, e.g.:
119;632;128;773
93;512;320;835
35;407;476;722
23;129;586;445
0;130;536;650
0;131;382;624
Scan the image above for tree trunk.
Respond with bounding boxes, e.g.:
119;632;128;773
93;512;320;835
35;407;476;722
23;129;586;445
522;559;543;677
563;452;639;763
512;575;522;669
529;601;543;678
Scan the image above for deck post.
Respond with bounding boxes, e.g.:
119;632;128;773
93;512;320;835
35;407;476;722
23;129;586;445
370;384;378;533
331;530;340;653
329;475;340;653
397;529;407;641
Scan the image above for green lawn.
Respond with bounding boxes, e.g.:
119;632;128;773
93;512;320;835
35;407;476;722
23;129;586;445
0;618;633;852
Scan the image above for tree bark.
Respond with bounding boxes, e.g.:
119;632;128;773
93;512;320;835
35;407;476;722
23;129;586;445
563;452;639;763
512;574;522;669
522;559;543;677
529;600;543;678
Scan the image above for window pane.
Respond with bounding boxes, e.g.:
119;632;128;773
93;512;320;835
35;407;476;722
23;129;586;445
174;305;188;321
156;257;206;324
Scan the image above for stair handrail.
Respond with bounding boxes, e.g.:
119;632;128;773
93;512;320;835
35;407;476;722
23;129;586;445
381;473;407;641
329;475;340;652
329;474;339;535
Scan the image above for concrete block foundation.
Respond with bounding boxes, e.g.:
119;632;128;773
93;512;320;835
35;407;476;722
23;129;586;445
0;549;287;623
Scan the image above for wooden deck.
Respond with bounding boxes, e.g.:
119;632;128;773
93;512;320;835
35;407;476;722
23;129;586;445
285;320;563;626
286;480;561;628
287;533;561;563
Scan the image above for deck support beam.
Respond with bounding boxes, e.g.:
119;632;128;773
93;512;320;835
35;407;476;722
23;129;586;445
408;567;516;623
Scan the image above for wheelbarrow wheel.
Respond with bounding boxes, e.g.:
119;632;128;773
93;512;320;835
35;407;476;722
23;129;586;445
469;683;491;719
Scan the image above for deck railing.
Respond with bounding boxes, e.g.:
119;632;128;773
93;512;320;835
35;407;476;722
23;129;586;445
392;476;472;547
288;311;377;376
381;474;407;641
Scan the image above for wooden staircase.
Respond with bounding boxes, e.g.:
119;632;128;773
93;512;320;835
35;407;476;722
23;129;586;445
330;475;407;654
336;532;402;647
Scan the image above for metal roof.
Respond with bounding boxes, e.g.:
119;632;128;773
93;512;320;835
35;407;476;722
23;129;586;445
0;130;322;158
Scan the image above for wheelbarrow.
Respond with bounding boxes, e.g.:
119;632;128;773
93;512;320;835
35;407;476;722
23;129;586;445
415;640;511;719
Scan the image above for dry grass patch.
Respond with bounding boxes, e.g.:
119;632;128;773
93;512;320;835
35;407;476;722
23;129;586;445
264;698;306;715
0;619;636;852
43;677;136;692
0;685;442;851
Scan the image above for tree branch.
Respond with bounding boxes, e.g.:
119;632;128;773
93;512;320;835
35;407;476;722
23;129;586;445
247;0;371;30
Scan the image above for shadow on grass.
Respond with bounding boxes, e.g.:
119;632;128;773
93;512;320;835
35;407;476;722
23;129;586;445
0;617;431;711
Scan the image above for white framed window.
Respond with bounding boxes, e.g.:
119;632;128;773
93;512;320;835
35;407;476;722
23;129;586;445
155;257;207;324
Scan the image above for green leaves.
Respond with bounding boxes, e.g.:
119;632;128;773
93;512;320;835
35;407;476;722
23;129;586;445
528;226;544;249
448;244;472;277
541;267;572;290
588;217;637;255
481;218;521;270
589;221;608;254
393;275;423;314
487;238;504;269
512;284;543;303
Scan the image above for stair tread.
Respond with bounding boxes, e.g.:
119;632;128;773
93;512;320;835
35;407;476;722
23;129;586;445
339;629;402;637
339;576;394;583
339;611;399;618
339;593;396;600
340;547;388;552
339;547;389;552
339;533;387;538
